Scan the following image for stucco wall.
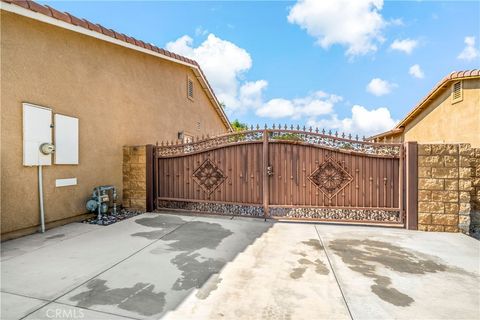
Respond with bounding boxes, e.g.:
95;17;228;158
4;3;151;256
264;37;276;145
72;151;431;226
0;11;228;237
404;79;480;147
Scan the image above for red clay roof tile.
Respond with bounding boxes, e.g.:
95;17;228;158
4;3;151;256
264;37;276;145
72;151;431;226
45;5;71;23
27;1;51;16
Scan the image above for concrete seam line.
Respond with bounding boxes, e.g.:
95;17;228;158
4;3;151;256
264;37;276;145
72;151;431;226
1;227;101;262
315;225;354;320
1;290;51;303
19;218;192;320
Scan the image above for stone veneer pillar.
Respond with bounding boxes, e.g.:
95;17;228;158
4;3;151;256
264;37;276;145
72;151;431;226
122;145;147;211
417;143;478;233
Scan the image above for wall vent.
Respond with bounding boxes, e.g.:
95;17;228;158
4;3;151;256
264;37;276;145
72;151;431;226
452;80;463;104
187;77;194;100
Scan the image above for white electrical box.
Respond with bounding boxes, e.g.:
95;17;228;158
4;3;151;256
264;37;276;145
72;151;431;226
54;114;79;165
23;103;53;166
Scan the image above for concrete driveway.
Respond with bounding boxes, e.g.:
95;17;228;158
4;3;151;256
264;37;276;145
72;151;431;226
1;212;479;320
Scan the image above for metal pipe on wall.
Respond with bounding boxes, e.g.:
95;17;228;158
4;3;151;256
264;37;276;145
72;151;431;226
38;165;46;233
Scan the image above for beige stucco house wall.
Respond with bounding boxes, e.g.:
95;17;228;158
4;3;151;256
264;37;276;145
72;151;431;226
369;71;479;147
1;5;230;239
403;79;479;146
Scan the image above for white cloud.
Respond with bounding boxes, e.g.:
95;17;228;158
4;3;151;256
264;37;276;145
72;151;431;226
366;78;396;96
165;33;396;138
166;34;255;112
239;80;268;109
409;64;424;79
306;105;397;137
255;91;342;119
457;36;479;61
287;0;386;57
390;38;418;54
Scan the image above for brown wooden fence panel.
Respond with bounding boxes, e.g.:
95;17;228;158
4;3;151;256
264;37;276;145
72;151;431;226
154;128;405;226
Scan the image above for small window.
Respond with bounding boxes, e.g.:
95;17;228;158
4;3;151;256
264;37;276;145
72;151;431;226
187;77;194;100
452;81;463;104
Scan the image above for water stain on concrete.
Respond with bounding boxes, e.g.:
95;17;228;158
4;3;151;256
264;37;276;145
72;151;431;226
170;252;225;291
69;279;165;316
46;234;65;240
301;239;323;250
150;221;233;292
131;230;168;240
196;274;222;300
328;239;451;307
290;257;329;279
162;221;233;252
298;258;330;275
290;267;306;279
135;215;186;228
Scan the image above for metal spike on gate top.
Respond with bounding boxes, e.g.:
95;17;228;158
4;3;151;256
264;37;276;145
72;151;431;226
362;135;366;141
290;124;294;130
315;127;319;133
284;124;288;130
166;141;169;146
309;126;312;132
302;125;305;131
322;128;325;134
264;123;268;129
272;123;276;129
348;133;352;139
206;133;210;139
335;130;338;137
250;125;254;130
160;141;164;146
342;132;345;138
328;129;332;135
355;134;359;141
256;124;260;130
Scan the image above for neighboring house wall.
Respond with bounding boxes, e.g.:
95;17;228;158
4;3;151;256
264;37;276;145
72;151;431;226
1;12;228;238
403;79;480;147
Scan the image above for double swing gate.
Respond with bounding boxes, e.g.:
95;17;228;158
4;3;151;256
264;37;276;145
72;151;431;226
148;127;418;228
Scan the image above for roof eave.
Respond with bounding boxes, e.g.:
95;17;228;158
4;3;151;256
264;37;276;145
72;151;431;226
0;0;232;131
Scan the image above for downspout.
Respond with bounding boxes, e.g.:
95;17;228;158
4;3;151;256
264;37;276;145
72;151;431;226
38;165;45;233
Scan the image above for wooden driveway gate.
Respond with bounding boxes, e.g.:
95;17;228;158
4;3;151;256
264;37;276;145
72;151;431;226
149;128;418;227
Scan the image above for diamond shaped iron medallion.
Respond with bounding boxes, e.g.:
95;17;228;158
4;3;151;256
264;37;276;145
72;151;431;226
308;156;353;199
193;159;226;195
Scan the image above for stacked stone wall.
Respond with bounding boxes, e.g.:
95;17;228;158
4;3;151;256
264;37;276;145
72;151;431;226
122;146;147;210
470;148;480;235
417;144;476;234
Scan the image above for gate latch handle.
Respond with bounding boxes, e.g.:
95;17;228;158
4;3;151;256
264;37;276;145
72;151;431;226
267;165;274;176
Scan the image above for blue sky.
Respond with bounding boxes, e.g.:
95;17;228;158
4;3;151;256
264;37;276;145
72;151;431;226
42;0;480;136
